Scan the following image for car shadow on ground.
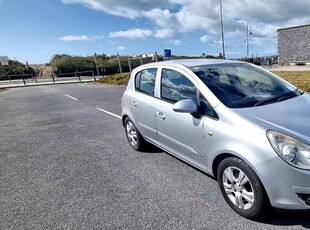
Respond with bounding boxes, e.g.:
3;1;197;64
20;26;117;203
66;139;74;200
144;144;164;153
258;209;310;228
141;144;310;228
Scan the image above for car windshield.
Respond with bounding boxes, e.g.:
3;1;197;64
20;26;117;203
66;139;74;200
191;63;302;108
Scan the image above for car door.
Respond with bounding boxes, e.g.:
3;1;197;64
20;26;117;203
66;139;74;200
154;67;206;170
128;68;159;145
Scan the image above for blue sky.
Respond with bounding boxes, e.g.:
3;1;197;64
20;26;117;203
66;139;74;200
1;0;309;64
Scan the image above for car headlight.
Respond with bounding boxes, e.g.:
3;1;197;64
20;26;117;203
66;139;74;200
267;130;310;170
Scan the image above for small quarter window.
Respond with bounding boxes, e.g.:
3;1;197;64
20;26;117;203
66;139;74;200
135;68;157;96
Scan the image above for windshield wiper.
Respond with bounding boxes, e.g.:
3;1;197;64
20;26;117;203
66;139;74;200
254;90;299;107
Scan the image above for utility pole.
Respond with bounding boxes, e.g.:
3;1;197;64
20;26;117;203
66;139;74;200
117;53;122;73
245;25;252;59
219;0;225;59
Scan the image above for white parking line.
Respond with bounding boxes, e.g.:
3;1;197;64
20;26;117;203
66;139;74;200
48;87;57;91
64;94;78;101
96;107;121;119
47;88;121;120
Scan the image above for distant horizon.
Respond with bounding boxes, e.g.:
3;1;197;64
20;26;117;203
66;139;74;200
3;53;280;66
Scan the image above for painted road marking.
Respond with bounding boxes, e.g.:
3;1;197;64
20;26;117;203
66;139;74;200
96;107;121;119
64;94;78;101
48;87;57;91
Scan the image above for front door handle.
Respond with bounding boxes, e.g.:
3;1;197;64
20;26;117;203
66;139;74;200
156;112;166;120
130;101;137;107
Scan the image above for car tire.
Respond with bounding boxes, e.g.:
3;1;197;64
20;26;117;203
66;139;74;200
217;157;270;219
124;117;146;151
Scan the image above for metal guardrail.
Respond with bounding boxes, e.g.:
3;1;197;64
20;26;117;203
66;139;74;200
0;71;97;88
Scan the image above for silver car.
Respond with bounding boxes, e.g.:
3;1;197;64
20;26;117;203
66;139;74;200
121;59;310;219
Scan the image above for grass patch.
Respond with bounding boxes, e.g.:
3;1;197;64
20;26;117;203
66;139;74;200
97;71;310;92
97;73;130;85
271;71;310;92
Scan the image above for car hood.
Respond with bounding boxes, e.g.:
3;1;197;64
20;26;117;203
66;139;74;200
233;93;310;143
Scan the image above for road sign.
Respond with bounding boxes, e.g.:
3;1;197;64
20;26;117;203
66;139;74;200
0;56;9;66
164;49;171;57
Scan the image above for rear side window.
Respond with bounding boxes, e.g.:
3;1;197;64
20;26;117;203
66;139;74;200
161;69;197;103
135;68;157;96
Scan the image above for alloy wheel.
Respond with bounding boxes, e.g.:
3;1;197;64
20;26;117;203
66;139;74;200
126;120;137;147
222;166;254;210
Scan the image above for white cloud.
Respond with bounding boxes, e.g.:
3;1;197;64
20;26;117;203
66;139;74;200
143;9;176;29
61;0;310;49
118;46;126;51
169;39;182;46
59;35;104;41
62;0;171;19
200;35;210;43
199;35;221;44
154;29;174;39
109;28;153;40
61;0;310;32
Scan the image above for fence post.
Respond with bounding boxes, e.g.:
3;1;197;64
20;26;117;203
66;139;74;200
51;72;55;83
75;70;81;82
92;70;96;81
77;72;81;82
128;56;132;73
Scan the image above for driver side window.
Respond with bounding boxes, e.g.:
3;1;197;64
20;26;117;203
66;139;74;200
161;69;197;103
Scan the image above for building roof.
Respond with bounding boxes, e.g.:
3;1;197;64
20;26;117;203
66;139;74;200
277;24;310;32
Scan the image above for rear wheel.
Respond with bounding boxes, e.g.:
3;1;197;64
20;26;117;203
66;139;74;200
124;117;146;151
217;157;270;219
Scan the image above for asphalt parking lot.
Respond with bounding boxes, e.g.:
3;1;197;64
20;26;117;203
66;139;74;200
0;84;310;229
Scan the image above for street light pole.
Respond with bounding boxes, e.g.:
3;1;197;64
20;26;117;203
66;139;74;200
245;25;252;59
219;0;225;59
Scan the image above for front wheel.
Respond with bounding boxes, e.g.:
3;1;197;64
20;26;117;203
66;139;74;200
124;117;146;151
217;157;270;219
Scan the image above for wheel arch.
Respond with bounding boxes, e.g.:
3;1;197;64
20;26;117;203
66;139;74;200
212;152;272;210
212;151;265;181
212;153;235;180
122;115;128;127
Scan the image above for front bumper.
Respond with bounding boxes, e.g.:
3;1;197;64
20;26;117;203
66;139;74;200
255;156;310;210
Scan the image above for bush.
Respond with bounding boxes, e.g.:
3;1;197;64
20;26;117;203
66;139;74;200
97;73;130;85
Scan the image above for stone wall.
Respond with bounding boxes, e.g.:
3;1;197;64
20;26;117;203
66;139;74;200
277;24;310;65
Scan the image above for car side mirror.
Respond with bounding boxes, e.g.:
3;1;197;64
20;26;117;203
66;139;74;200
172;99;197;113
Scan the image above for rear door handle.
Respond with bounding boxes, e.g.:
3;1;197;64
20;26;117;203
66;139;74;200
130;101;137;107
156;112;166;120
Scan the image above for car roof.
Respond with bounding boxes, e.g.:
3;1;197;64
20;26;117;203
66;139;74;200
161;58;243;67
130;59;249;77
139;58;244;69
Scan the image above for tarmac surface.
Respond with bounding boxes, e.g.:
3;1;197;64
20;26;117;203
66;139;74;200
1;84;310;229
